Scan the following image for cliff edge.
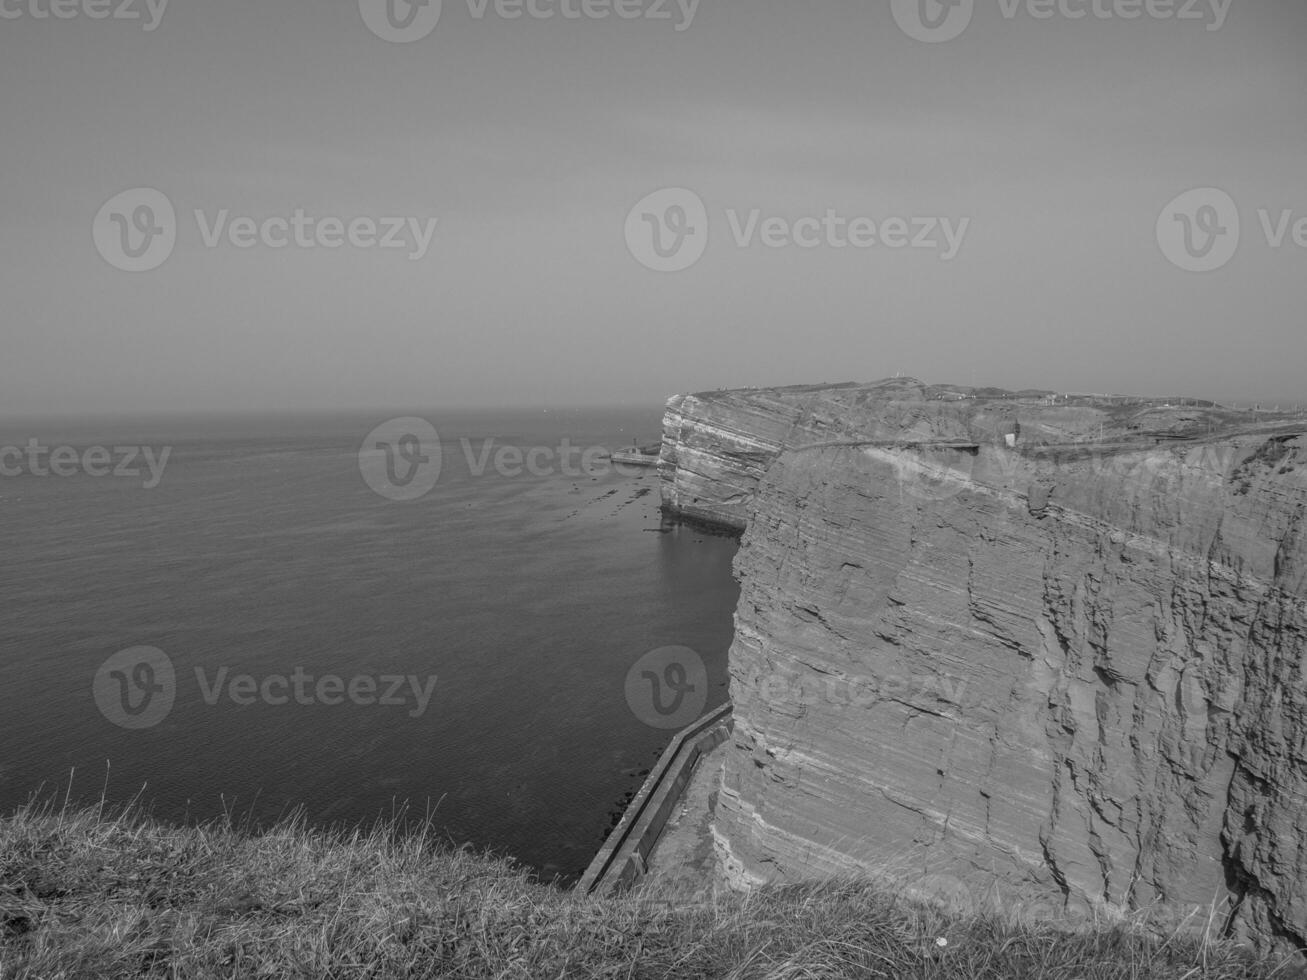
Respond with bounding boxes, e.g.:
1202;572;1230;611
659;378;1307;953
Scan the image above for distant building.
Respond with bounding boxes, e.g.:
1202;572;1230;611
1003;420;1021;448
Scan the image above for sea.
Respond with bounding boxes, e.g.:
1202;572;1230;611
0;406;740;883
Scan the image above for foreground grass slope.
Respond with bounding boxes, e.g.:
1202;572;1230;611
1;801;1302;979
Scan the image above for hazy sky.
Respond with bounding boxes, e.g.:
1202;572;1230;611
1;0;1304;414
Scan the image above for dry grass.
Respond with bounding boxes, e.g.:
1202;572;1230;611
1;799;1302;979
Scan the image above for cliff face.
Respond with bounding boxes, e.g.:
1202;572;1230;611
660;378;1307;951
658;388;819;532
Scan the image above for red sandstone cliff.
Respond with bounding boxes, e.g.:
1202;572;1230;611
660;378;1307;952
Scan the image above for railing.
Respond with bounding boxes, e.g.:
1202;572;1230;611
578;703;733;896
791;439;981;453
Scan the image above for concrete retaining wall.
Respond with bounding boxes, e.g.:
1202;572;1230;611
578;704;732;896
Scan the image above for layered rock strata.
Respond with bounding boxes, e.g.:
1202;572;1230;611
660;378;1307;951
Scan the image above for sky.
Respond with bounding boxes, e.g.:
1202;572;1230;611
1;0;1304;414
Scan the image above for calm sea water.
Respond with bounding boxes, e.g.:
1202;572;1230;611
0;407;739;882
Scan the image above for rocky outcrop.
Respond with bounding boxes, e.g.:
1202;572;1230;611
659;387;823;532
659;378;1307;953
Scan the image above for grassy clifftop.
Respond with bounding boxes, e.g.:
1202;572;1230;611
0;801;1300;979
